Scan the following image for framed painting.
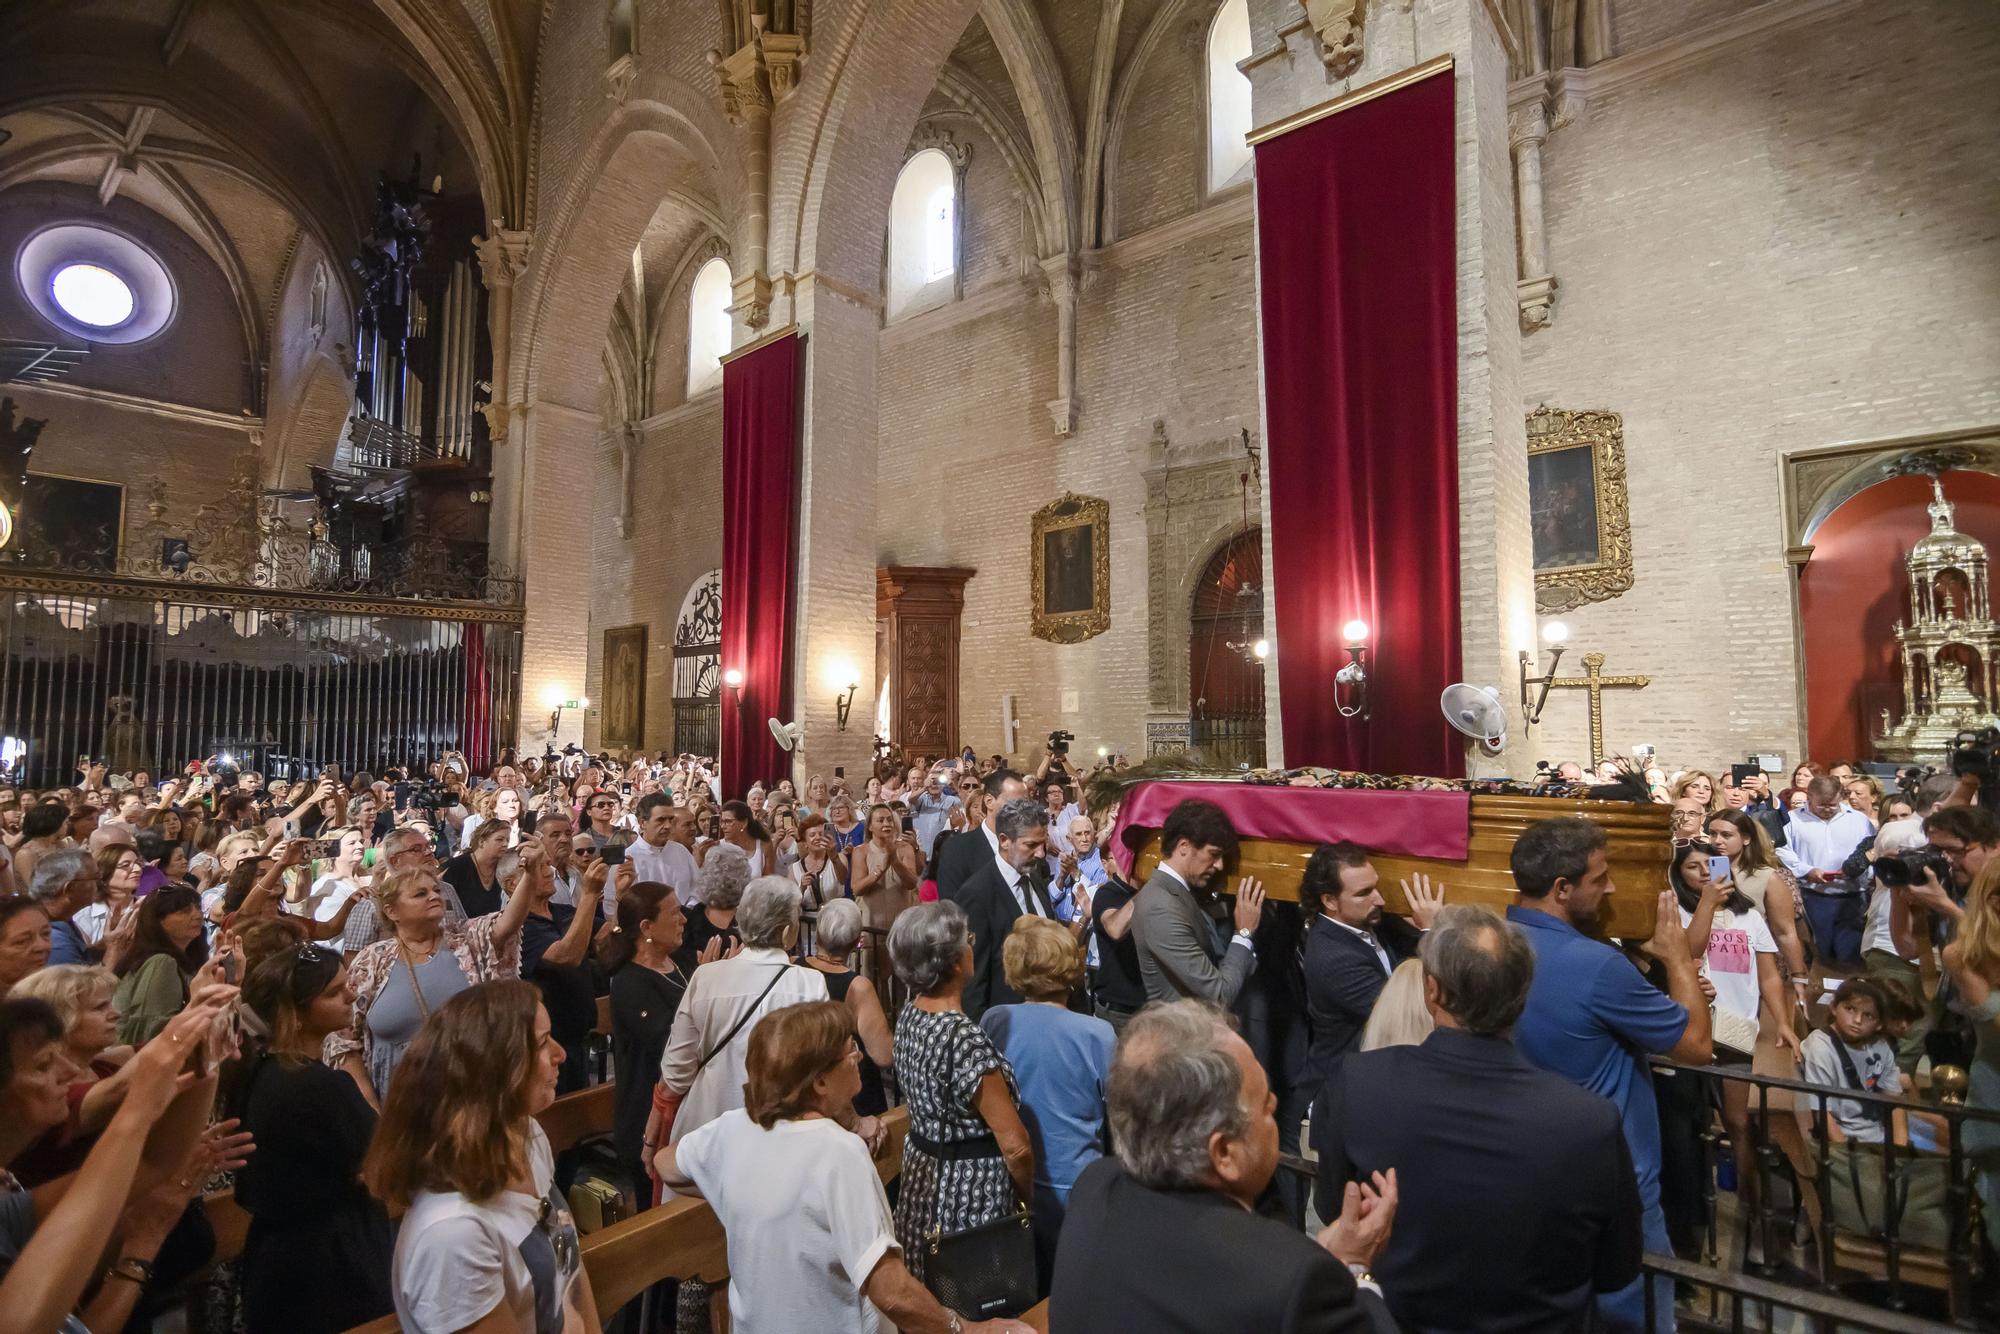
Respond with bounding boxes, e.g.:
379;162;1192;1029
13;472;124;573
1031;492;1110;643
1527;407;1633;613
601;623;648;751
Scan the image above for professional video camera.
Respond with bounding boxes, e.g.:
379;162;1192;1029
1951;726;2000;811
1047;729;1075;756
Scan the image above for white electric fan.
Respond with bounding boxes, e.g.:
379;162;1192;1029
1439;683;1508;756
768;718;804;752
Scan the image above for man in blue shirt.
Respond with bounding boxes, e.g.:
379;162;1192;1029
29;848;99;967
1506;817;1712;1333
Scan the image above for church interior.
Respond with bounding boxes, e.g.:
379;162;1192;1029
2;0;2000;1329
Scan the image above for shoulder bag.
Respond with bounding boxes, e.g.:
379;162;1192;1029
921;1017;1036;1320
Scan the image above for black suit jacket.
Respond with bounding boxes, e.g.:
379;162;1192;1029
1302;914;1421;1092
1050;1158;1376;1334
933;826;997;905
1321;1029;1643;1333
957;859;1056;1020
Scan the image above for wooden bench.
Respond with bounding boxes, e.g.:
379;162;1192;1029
342;1107;913;1333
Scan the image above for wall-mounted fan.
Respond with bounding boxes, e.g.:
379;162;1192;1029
1440;683;1507;756
768;718;804;752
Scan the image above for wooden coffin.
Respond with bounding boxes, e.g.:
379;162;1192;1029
1124;791;1672;940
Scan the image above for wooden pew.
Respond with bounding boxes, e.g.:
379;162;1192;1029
209;1080;622;1268
342;1107;911;1334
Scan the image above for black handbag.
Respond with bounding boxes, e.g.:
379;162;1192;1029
924;1195;1036;1320
917;1028;1037;1320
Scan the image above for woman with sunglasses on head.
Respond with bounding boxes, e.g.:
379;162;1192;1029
1705;809;1808;991
229;943;394;1333
325;855;535;1107
369;980;600;1334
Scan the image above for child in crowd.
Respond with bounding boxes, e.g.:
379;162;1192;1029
1799;978;1900;1142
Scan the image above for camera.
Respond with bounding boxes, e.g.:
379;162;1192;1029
1950;727;2000;812
1048;729;1075;756
1875;847;1953;891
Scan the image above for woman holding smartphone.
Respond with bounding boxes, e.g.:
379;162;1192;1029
851;806;920;978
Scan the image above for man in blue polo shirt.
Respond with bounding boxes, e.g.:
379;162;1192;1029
1506;817;1712;1333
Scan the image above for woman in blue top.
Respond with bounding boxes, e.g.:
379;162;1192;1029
978;916;1115;1292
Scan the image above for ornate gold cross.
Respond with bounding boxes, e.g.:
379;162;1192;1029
1547;651;1651;767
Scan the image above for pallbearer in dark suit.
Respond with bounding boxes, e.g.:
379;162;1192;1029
1297;842;1444;1212
1319;906;1643;1332
956;797;1059;1020
933;769;1029;905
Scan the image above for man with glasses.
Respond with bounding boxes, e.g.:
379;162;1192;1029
27;847;100;965
1780;775;1875;967
337;825;458;953
582;791;626;849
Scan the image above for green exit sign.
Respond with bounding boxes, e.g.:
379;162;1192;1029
564;699;582;710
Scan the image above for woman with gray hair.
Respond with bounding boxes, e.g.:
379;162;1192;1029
887;900;1034;1287
800;897;894;1115
675;840;750;971
649;876;839;1189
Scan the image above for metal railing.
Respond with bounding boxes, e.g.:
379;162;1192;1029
1642;1057;1998;1326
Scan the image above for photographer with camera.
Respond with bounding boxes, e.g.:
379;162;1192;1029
1778;776;1875;968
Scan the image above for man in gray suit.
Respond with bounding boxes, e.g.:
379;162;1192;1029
1131;798;1266;1006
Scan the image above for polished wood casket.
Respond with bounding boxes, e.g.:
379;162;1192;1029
1122;789;1672;940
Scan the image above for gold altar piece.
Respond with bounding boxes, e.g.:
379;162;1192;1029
1874;477;2000;762
1547;651;1650;768
1125;792;1670;940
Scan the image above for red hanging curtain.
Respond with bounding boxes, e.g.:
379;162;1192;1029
720;329;801;798
462;622;491;774
1253;64;1463;777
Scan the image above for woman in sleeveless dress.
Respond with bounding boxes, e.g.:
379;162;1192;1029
852;806;920;979
800;899;893;1115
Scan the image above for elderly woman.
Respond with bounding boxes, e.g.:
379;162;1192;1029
324;855;533;1106
650;876;835;1169
231;944;394;1333
367;981;599;1334
888;900;1034;1286
677;841;751;971
801;898;894;1116
7;964;135;1183
648;875;833;1327
828;791;866;853
660;1000;1034;1334
979;917;1114;1283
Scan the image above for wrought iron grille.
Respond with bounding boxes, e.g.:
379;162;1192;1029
0;586;520;786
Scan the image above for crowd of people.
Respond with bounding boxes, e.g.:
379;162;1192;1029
0;742;1994;1333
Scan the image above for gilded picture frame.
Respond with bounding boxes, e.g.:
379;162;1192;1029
1031;492;1110;644
601;623;648;751
1527;407;1633;614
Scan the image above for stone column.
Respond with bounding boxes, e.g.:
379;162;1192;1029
475;227;532;571
1040;253;1082;438
511;399;597;754
1510;100;1558;332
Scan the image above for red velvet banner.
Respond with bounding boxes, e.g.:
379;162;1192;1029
462;622;490;774
720;330;801;797
1253;68;1463;777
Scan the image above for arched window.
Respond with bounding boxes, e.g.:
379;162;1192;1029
686;257;733;396
1206;0;1254;194
888;149;958;320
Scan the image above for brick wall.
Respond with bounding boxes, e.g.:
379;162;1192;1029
1519;0;2000;771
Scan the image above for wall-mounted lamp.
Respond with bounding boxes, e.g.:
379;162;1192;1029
721;668;745;705
834;681;858;731
1518;620;1571;726
1335;619;1370;720
541;683;586;738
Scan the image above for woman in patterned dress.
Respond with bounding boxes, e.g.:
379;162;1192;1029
887;900;1034;1285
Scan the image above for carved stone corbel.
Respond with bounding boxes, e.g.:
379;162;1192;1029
473;226;531;437
1036;252;1099;440
1508;96;1558;333
613;423;639;538
1298;0;1368;77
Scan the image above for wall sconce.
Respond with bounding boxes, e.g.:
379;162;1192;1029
834;681;858;730
1518;620;1570;727
540;683;585;738
721;668;744;705
1335;619;1370;720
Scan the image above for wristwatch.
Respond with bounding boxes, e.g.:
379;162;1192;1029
945;1313;963;1334
1231;929;1256;953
